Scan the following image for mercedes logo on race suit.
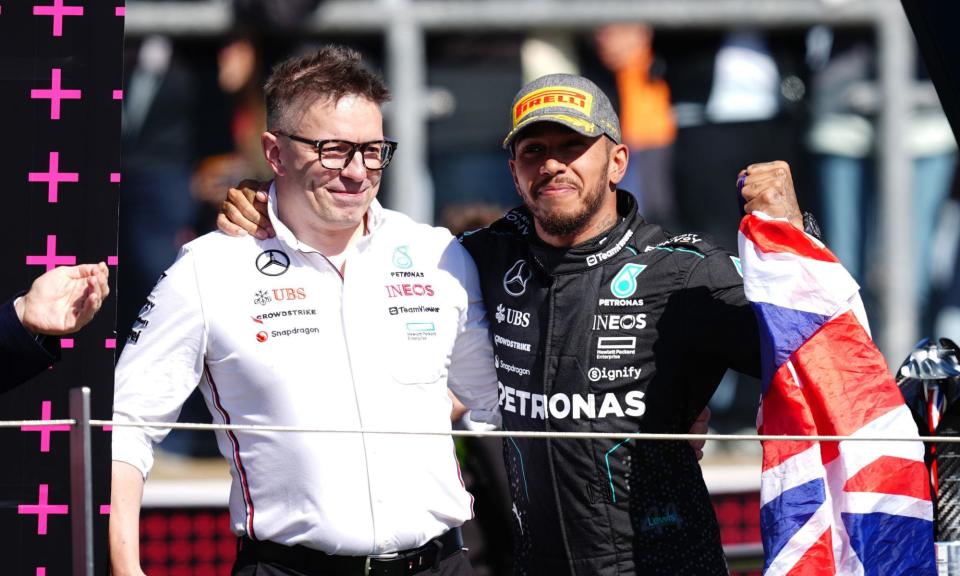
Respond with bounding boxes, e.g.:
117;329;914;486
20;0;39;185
503;259;532;297
256;250;290;276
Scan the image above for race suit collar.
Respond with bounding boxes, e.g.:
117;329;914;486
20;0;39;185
267;181;385;255
526;189;648;275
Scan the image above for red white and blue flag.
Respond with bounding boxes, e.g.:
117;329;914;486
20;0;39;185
738;212;935;575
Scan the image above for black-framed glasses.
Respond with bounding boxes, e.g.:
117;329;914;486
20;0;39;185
278;132;398;170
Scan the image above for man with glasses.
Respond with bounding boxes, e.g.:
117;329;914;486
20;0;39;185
110;45;500;576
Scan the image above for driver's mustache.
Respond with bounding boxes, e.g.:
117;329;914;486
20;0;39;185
533;177;577;196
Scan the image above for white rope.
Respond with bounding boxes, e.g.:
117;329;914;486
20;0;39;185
82;419;960;443
5;418;960;443
0;419;75;428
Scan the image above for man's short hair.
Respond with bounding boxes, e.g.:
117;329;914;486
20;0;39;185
264;45;390;131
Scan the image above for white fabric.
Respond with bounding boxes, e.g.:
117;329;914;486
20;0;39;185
113;185;500;555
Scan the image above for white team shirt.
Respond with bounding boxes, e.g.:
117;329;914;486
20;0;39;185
113;187;501;555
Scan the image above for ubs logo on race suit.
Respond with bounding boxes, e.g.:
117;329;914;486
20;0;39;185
610;263;646;299
255;250;290;276
503;259;532;297
495;303;530;327
254;288;306;304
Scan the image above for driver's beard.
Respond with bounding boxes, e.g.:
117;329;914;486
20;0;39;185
526;167;609;239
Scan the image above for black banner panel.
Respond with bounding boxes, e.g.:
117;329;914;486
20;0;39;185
0;1;122;574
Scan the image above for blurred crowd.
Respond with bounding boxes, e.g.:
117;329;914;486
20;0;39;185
118;11;958;456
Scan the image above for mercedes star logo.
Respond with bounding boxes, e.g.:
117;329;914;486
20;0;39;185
503;259;532;297
256;250;290;276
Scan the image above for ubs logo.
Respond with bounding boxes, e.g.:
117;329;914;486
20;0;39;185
503;259;532;297
496;303;530;327
256;250;290;276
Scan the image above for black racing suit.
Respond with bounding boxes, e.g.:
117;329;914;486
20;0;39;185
460;191;760;575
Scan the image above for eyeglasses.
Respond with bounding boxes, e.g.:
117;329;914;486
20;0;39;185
278;132;398;170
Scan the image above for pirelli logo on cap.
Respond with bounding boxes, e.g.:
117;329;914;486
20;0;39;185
513;86;594;127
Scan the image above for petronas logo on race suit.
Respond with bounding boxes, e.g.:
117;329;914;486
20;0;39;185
610;263;646;299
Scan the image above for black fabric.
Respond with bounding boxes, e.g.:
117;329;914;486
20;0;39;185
902;0;960;147
233;528;468;576
0;297;61;392
460;190;760;575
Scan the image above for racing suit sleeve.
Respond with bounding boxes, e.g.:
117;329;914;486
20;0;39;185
112;247;208;478
683;251;761;379
443;241;501;428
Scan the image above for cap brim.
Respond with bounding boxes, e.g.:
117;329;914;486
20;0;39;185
502;113;602;149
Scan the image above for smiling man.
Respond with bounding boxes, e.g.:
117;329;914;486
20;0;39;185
110;46;500;576
455;73;805;576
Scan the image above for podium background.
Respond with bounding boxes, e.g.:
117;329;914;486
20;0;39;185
0;2;122;574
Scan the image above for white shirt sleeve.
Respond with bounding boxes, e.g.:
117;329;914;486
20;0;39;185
112;247;208;478
445;242;501;428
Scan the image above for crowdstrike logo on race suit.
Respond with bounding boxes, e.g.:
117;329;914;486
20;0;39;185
494;334;532;352
498;382;646;419
255;250;290;276
587;365;642;382
592;313;647;331
595;337;637;360
495;304;530;327
610;263;646;299
586;230;634;266
503;259;532;297
495;355;531;377
254;309;317;321
392;245;413;269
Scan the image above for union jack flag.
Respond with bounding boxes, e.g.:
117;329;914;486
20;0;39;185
738;212;935;575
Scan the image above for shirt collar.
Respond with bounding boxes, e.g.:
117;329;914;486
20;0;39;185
268;181;385;254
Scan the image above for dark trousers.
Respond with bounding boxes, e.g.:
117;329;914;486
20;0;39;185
232;549;474;576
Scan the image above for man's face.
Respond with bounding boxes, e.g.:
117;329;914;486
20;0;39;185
509;123;624;244
268;95;384;235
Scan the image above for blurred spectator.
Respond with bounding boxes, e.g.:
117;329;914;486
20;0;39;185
595;23;677;227
935;166;960;342
190;34;272;207
806;26;957;334
119;35;200;345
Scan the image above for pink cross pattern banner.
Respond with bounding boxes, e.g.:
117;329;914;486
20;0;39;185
18;484;69;535
28;151;79;203
33;0;83;37
26;234;76;271
21;401;71;453
30;67;82;120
